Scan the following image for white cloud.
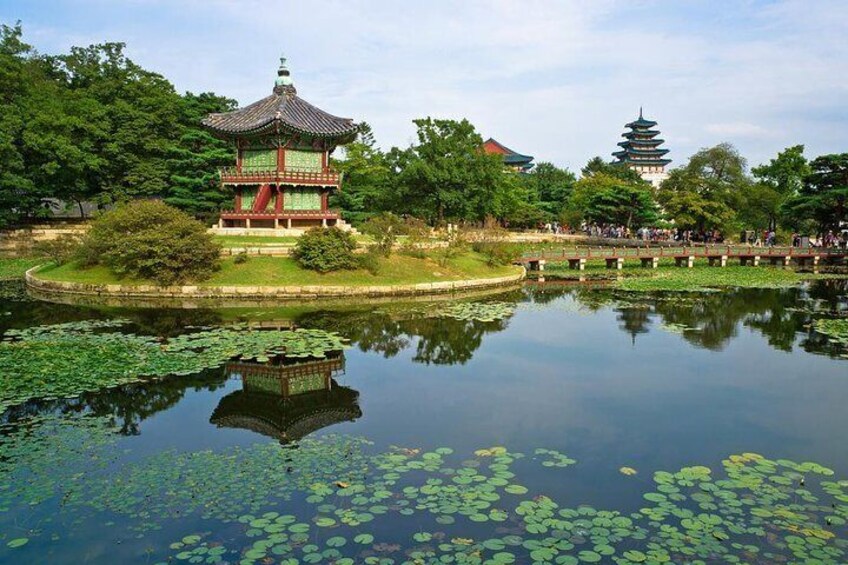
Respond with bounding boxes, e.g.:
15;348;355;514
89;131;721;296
4;0;847;171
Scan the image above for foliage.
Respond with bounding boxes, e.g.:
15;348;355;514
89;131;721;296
581;155;646;184
658;143;751;232
748;144;811;231
782;153;848;232
469;225;518;266
357;246;382;275
0;414;846;564
386;118;519;223
78;200;221;284
292;227;359;272
814;318;848;348
400;217;431;258
565;171;657;229
0;320;347;412
0;24;239;226
518;161;576;222
233;251;249;264
437;301;515;322
436;226;468;267
331;122;391;222
614;265;827;292
164;92;237;216
359;212;403;256
32;233;82;266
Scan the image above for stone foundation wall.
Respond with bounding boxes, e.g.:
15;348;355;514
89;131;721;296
26;266;526;306
0;224;89;258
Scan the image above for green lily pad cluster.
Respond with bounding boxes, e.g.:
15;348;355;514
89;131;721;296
437;302;515;322
814;318;848;348
0;415;846;564
0;321;348;412
534;448;577;469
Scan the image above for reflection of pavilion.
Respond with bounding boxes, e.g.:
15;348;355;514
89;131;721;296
211;353;361;443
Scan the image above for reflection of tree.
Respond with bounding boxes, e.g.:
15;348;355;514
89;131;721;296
3;369;229;435
298;307;512;366
561;280;847;358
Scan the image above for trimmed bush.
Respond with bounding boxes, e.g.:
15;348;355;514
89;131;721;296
79;200;221;285
360;212;404;257
33;234;83;266
292;227;358;272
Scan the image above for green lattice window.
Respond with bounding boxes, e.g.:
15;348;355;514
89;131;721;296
242;149;277;171
244;374;282;395
288;373;326;395
285;150;322;171
284;189;322;210
240;187;257;210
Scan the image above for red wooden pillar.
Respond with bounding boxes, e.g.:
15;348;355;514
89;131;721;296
277;146;285;172
235;187;242;211
322;151;328;171
275;185;283;214
321;191;329;211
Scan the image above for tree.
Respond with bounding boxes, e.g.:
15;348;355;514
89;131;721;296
0;23;50;225
781;153;848;233
750;145;810;230
331;122;391;223
658;143;751;232
388;118;516;223
165;92;237;216
581;156;645;184
521;161;576;220
566;173;658;229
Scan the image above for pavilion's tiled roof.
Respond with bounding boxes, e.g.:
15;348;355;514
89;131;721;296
203;90;358;139
482;138;534;165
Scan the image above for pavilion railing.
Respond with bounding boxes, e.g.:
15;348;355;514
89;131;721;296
219;167;341;185
220;209;340;219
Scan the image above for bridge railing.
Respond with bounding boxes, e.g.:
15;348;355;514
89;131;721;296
519;245;846;261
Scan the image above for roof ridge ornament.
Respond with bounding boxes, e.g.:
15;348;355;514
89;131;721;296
273;54;296;96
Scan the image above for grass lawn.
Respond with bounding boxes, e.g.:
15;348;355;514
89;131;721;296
0;258;42;280
37;252;521;287
212;234;374;247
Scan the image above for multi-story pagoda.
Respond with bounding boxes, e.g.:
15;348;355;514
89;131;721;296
203;57;359;230
612;109;671;187
482;138;534;172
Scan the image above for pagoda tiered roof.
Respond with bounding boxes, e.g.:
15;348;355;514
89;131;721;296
202;57;358;141
613;108;671;168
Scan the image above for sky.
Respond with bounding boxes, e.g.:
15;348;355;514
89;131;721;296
2;0;846;172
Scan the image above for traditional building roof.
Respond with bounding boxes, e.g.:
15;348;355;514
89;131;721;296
202;57;358;140
482;138;534;170
613;108;671;168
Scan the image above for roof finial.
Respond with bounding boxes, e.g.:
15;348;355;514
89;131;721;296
274;54;295;95
639;106;643;119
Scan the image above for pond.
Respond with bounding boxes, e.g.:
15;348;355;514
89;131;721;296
0;280;847;564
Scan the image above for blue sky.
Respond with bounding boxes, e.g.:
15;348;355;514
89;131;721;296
2;0;846;172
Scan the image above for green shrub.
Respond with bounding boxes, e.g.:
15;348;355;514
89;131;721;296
33;234;83;266
233;252;249;264
401;217;431;259
473;241;518;266
79;200;221;285
292;227;358;272
360;212;404;257
358;246;382;275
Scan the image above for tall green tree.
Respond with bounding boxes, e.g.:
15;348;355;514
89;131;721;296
581;156;645;184
748;145;810;230
388;118;515;223
165;92;236;216
0;23;49;225
331;122;391;223
565;172;658;229
658;143;750;232
522;161;576;220
781;153;848;233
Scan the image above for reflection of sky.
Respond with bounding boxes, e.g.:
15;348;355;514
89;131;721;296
336;294;848;508
114;290;848;511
